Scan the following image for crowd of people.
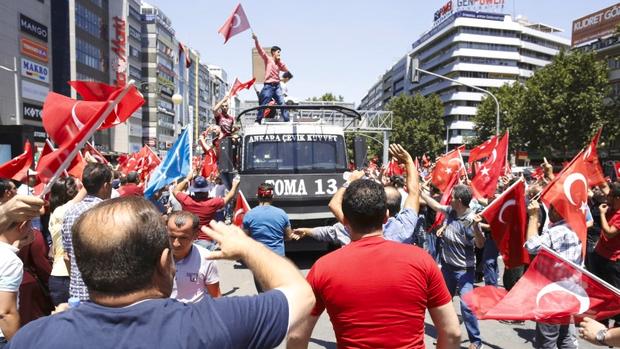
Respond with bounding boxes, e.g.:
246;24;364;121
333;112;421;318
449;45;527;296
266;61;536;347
0;135;619;349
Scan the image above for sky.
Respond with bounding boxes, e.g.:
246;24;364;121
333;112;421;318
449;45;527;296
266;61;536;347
149;0;618;106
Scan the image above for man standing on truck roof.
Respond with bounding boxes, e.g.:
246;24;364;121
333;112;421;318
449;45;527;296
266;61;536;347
252;33;290;124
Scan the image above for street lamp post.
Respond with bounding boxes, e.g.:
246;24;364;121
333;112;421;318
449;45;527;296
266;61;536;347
0;57;21;125
414;66;501;141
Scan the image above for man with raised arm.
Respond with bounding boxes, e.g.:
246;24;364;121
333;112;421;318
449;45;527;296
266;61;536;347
8;197;314;348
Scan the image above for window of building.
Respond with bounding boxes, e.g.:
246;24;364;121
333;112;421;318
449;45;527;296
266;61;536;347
89;0;104;7
128;25;141;41
129;66;142;80
76;38;103;71
129;45;141;58
76;3;103;37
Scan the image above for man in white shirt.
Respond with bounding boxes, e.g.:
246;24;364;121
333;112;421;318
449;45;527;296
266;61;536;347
167;211;221;302
0;217;34;346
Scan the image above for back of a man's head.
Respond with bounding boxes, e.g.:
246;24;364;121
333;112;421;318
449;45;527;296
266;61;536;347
342;179;387;234
452;184;472;207
384;186;402;217
72;196;169;296
126;171;139;184
82;163;112;195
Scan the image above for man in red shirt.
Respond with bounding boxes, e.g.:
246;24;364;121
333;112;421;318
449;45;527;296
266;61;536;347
172;173;240;250
591;182;620;327
288;179;461;349
118;171;143;197
212;94;237;140
252;33;290;124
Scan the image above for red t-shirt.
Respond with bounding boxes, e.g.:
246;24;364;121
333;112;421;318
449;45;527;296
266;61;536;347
595;208;620;261
118;183;143;197
307;236;451;349
175;192;225;240
214;110;235;138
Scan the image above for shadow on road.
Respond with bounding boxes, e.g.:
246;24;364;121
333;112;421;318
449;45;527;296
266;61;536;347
513;327;536;345
286;251;327;269
309;338;336;349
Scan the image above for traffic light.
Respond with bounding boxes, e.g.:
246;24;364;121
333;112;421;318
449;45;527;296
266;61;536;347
409;56;420;83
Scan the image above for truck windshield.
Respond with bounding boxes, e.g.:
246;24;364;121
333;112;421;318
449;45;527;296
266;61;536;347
244;134;347;172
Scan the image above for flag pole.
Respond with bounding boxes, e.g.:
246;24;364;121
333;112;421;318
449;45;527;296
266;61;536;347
38;80;137;198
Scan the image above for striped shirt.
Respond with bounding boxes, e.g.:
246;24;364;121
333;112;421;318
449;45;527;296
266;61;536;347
61;195;103;301
525;220;582;265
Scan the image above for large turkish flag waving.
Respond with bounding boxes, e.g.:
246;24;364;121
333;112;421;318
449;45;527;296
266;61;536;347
463;247;620;324
471;132;509;199
468;135;498;164
233;190;251;227
582;128;605;187
540;151;590;256
430;147;465;192
480;179;529;268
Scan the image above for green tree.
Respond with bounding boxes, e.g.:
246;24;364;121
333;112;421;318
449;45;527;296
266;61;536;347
307;93;344;102
474;50;616;158
386;94;445;159
472;82;527;151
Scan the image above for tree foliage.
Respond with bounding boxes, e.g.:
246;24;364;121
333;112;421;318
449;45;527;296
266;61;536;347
386;94;445;159
474;50;617;158
307;93;344;102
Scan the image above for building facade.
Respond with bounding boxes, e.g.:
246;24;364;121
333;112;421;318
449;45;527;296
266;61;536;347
0;0;52;162
360;3;569;148
140;2;178;151
572;2;620;158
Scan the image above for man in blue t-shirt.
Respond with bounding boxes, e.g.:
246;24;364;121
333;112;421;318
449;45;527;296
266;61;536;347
243;183;300;292
7;196;314;349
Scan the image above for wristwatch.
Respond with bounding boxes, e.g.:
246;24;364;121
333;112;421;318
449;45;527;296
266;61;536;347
595;328;608;346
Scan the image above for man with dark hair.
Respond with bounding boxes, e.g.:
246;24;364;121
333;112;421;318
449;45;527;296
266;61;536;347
118;171;143;197
0;179;17;204
289;178;460;349
243;182;299;292
8;197;315;349
327;144;420;244
252;33;290;124
421;184;486;349
173;172;240;250
167;211;220;302
525;200;582;348
61;162;112;301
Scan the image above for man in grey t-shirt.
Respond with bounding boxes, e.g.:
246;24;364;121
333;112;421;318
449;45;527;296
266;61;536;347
421;184;485;349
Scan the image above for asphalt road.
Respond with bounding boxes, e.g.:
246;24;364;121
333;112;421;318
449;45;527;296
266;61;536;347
216;251;599;349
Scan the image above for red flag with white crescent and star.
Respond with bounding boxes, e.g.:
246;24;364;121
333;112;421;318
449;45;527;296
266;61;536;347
201;147;218;179
480;178;529;268
582;128;605;187
429;172;459;231
233;190;251;227
463;246;620;324
218;3;251;44
540;150;590;256
0;141;33;182
430;146;465;192
471;132;509;199
468;135;498;164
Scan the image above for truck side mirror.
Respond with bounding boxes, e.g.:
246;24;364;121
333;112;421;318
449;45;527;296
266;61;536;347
353;136;367;170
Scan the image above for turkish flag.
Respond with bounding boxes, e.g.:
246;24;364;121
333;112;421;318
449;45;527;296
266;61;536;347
471;132;509;199
66;152;87;179
201;147;218;179
384;159;404;177
430;147;465;192
429;172;459;231
0;141;33;182
178;42;192;68
67;81;144;128
540;151;590;256
468;135;498;164
218;3;251;44
41;93;115;148
582;128;605;187
84;142;109;165
481;179;529;268
138;145;161;182
233;190;251;227
229;77;256;97
615;161;620;180
463;247;620;324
